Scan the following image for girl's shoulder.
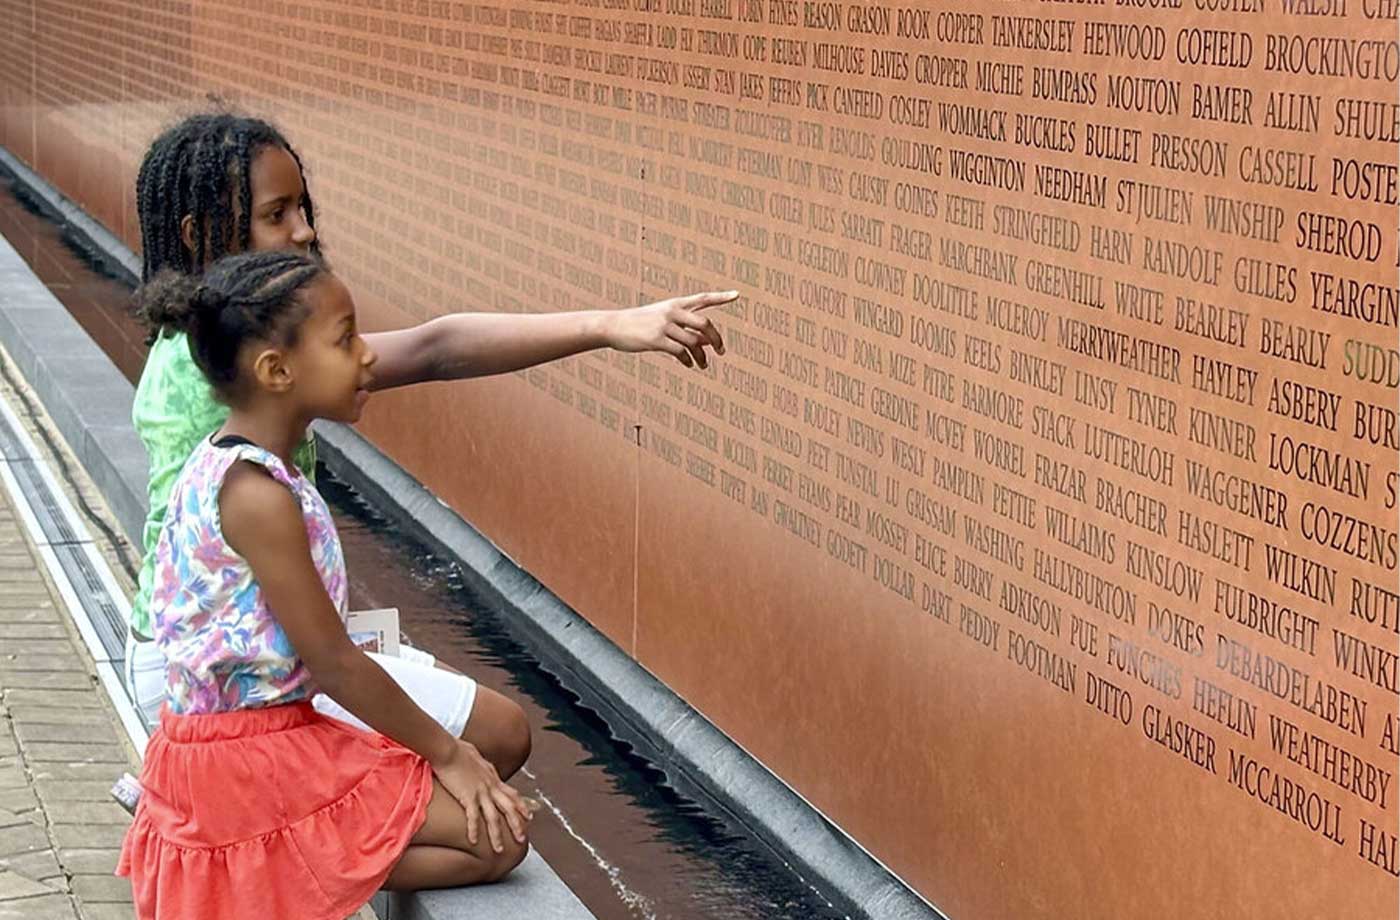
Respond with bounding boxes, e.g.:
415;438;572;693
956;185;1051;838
217;441;304;494
167;440;312;548
184;437;301;493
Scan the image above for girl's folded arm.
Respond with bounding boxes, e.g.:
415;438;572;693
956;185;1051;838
219;462;457;766
219;462;531;850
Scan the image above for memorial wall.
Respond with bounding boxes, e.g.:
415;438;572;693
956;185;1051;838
1;2;1397;916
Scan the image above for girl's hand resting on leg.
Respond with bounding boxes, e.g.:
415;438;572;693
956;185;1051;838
433;739;532;853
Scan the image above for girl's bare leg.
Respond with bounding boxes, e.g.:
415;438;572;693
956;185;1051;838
383;779;528;890
460;686;531;780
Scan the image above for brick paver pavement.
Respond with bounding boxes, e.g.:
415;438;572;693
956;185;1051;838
0;484;138;920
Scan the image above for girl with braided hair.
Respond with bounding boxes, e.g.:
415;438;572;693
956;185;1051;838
119;251;533;918
125;113;735;782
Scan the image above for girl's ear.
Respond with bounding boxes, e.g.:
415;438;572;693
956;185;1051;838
180;214;197;255
250;347;294;394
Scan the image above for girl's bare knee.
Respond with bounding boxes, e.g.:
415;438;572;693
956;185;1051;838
503;705;531;776
384;845;492;891
462;690;533;780
483;838;528;883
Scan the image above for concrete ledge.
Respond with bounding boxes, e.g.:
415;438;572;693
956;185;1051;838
370;851;591;920
0;231;148;545
0;147;148;547
1;142;941;920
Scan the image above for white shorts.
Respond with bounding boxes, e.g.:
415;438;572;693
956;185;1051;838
124;632;477;738
313;649;477;738
125;633;168;726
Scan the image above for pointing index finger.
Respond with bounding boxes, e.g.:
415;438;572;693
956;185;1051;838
684;290;740;311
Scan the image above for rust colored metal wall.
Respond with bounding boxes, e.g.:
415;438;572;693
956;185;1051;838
2;3;1396;916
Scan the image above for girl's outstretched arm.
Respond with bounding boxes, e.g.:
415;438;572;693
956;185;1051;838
220;463;531;852
363;290;737;390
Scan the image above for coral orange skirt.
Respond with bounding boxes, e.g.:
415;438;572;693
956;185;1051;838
118;702;432;920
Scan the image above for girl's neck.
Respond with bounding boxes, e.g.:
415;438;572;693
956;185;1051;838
216;407;308;468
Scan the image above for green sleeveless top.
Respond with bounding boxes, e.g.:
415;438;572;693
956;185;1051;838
130;331;317;637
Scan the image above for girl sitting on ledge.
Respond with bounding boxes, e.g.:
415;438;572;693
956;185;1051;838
120;250;541;917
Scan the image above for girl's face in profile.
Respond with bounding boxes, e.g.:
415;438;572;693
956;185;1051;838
281;275;377;424
244;146;317;256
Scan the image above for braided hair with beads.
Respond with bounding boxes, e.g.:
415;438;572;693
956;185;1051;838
134;113;319;286
137;250;326;402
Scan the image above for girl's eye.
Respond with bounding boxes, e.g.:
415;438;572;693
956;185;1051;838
269;209;284;223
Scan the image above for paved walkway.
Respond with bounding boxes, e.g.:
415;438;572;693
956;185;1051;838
0;481;137;920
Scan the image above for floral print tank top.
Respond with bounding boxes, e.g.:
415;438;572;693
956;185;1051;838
151;436;347;715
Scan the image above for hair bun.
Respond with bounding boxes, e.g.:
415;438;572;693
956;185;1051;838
192;283;228;315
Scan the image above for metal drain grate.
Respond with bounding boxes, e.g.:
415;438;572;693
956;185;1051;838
52;542;128;662
0;391;147;743
9;459;83;544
